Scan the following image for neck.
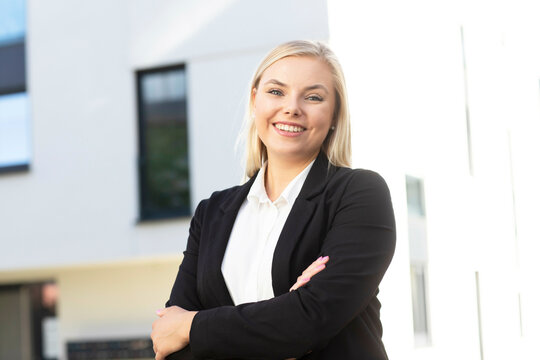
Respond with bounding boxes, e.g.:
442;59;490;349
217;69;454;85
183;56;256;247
264;153;318;202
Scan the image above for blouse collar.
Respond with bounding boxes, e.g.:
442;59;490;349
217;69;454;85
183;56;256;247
247;159;316;207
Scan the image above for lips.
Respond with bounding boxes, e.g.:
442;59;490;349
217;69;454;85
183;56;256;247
273;123;306;133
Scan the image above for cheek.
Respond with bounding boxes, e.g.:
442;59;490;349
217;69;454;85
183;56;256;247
254;113;271;140
254;96;276;116
254;116;265;132
254;99;279;131
313;107;334;130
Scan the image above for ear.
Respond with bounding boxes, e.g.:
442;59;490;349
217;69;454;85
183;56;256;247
250;88;258;115
251;87;257;101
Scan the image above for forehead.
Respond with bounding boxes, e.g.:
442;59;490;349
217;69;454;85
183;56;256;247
260;56;334;87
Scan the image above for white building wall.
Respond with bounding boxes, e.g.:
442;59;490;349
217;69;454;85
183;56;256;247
0;0;330;270
1;1;331;359
1;1;540;359
328;1;540;359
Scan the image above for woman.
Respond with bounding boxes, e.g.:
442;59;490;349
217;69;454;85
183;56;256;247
151;40;396;360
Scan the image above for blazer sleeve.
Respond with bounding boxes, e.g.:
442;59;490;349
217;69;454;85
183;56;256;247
164;202;210;360
189;170;396;359
165;199;207;311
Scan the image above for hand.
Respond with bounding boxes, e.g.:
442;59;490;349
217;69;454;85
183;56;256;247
151;306;198;360
289;256;329;292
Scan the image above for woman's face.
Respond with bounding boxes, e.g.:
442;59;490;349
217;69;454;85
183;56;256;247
253;56;336;165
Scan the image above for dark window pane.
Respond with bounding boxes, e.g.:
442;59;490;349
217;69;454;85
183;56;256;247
0;42;26;94
137;66;190;219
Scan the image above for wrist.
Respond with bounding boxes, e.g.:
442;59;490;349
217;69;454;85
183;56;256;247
184;311;198;343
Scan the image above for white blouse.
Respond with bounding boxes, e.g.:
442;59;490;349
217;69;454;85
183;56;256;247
221;160;315;305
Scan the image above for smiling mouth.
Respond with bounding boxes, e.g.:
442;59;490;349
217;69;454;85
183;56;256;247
273;123;306;133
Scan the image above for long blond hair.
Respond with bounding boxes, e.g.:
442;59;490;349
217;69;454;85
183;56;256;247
241;40;351;178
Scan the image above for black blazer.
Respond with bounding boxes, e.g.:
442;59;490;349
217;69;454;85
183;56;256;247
166;153;396;360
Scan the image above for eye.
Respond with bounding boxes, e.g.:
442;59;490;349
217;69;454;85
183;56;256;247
268;89;283;96
306;95;323;102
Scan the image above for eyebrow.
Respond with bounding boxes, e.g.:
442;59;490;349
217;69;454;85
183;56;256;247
264;79;286;87
263;79;329;94
304;84;329;93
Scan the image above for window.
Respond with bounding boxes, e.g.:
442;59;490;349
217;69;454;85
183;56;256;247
0;0;30;173
136;65;191;220
406;175;431;346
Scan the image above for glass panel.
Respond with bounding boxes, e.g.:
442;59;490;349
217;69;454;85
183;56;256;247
411;264;428;334
0;0;26;45
406;175;425;216
406;175;431;346
0;42;27;93
0;92;31;167
139;67;190;218
407;176;428;262
142;70;186;103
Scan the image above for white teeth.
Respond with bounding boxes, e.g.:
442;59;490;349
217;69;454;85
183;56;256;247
275;123;304;133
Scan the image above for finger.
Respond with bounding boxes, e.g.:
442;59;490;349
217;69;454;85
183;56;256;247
289;279;303;292
289;276;310;292
305;263;326;278
290;256;330;292
301;257;322;275
300;261;327;282
151;332;157;353
302;256;329;275
290;258;329;292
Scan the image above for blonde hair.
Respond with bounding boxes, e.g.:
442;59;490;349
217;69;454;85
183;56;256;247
241;40;352;178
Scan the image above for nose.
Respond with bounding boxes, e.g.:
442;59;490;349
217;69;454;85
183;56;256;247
283;96;302;117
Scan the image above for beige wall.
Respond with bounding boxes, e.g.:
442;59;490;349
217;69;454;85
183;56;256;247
0;256;181;360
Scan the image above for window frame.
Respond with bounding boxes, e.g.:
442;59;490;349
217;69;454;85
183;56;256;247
0;0;29;174
135;63;191;221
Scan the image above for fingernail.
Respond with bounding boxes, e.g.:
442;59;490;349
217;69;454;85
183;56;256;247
322;256;329;261
316;264;325;270
317;256;323;261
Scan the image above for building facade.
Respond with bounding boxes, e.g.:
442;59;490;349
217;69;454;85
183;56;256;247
1;0;539;359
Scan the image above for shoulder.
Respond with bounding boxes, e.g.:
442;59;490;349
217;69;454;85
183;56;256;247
207;183;246;204
328;166;390;197
192;181;251;218
325;166;395;227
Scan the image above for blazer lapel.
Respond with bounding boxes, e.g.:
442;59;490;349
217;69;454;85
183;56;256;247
204;175;256;306
272;153;336;295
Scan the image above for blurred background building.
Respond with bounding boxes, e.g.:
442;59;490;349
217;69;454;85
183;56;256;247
1;0;539;359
